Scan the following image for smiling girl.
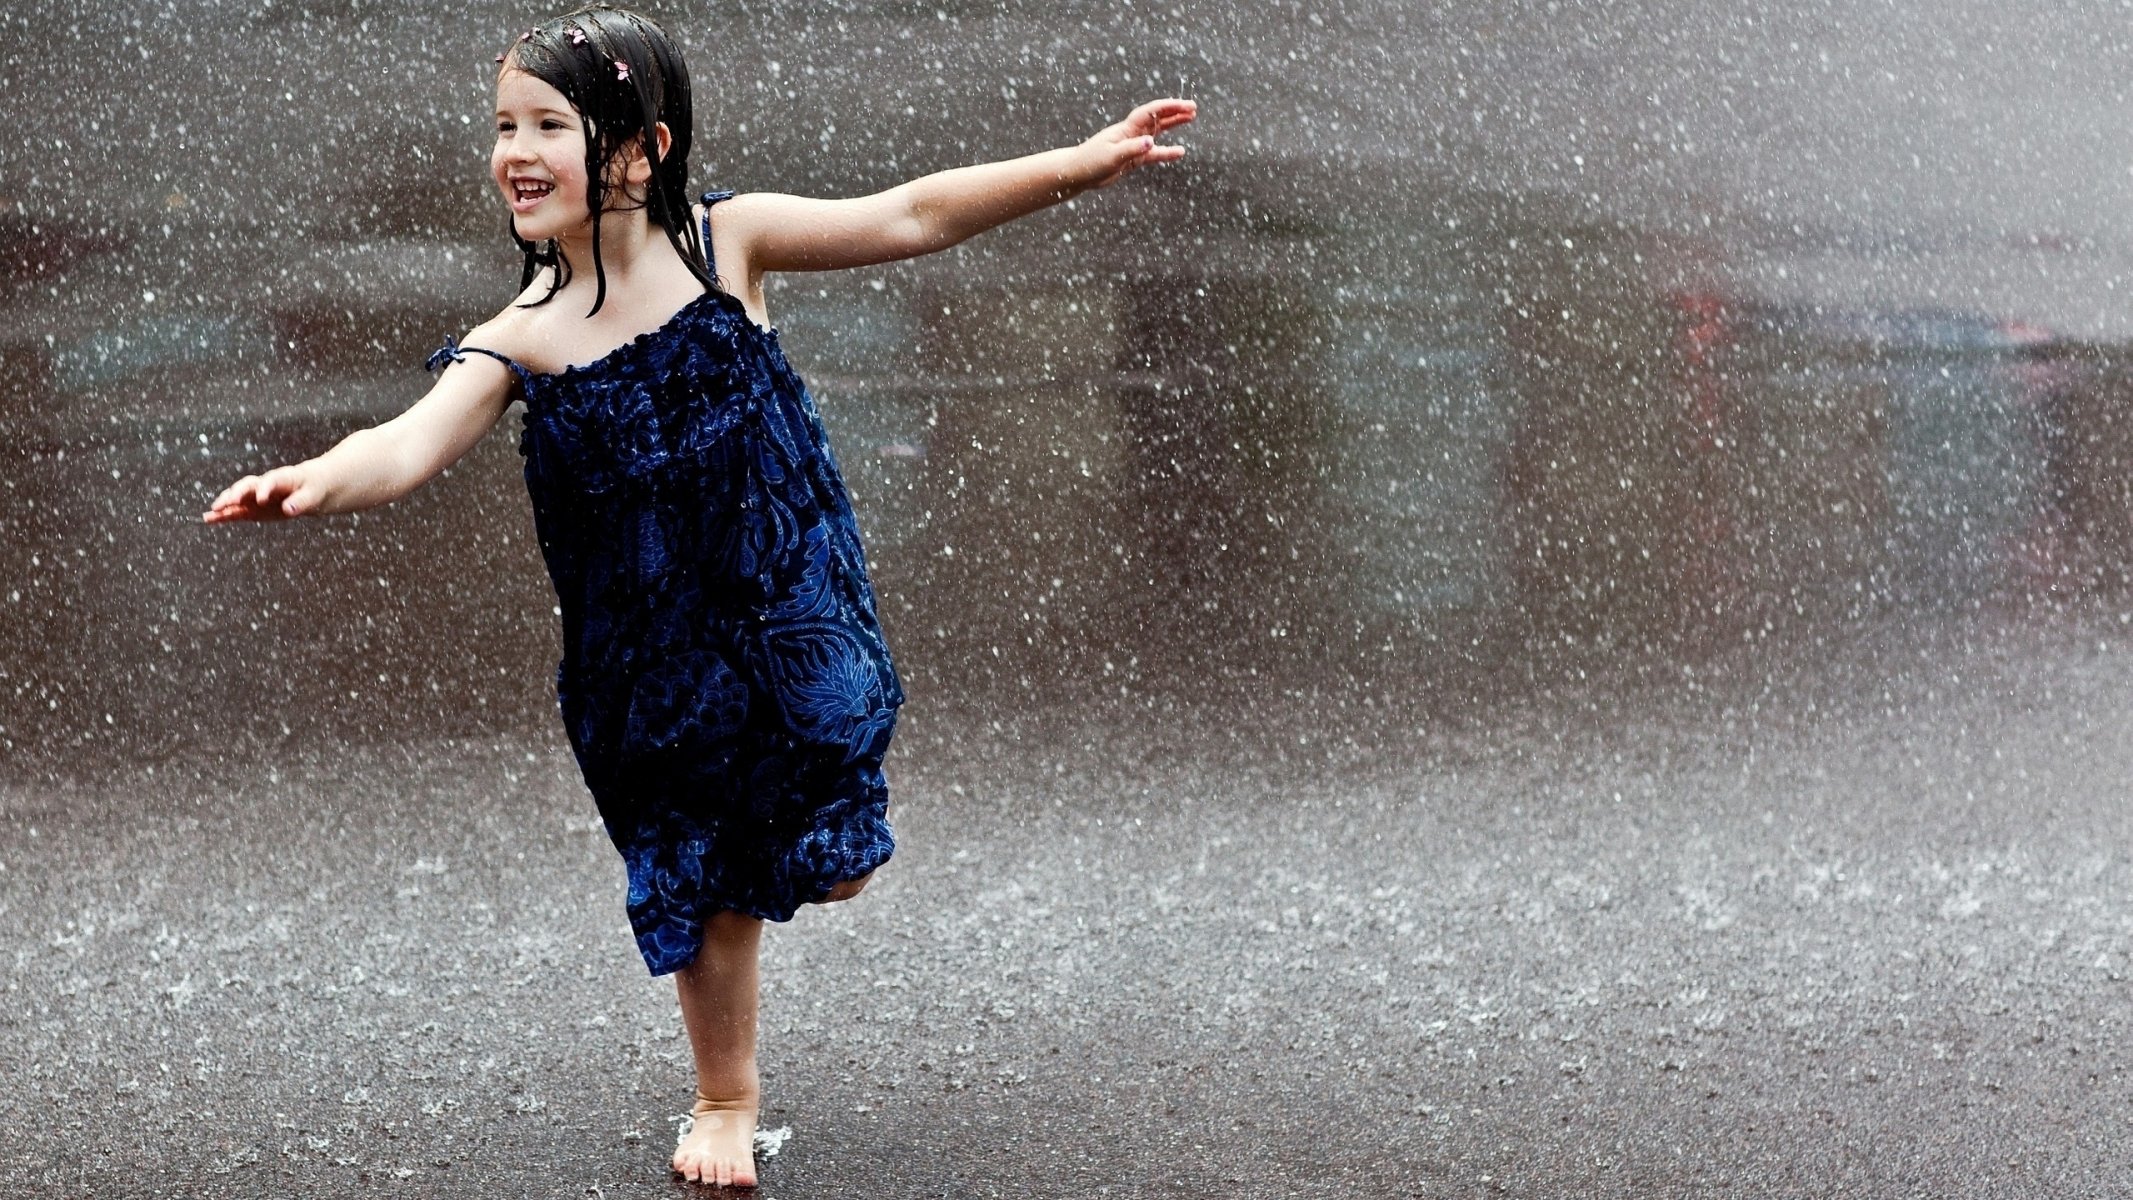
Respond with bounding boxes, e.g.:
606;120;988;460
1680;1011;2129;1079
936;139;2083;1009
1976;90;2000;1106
204;3;1192;1188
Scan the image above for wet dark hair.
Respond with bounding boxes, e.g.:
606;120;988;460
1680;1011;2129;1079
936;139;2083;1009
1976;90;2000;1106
498;4;717;316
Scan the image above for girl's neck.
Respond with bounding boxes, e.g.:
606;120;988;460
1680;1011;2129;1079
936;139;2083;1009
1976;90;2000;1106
553;209;674;290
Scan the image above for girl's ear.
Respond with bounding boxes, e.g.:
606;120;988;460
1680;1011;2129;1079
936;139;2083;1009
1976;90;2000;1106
622;122;674;186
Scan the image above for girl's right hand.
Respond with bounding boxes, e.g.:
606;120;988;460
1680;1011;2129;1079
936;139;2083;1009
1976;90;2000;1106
202;465;323;523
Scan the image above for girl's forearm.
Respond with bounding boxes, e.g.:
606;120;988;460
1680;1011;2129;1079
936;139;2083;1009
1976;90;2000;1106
301;427;427;516
900;143;1101;253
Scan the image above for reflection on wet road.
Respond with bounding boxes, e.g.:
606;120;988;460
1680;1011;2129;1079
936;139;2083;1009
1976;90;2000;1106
5;181;2130;760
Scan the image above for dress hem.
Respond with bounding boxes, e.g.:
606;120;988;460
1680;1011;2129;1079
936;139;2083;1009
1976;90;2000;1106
635;842;895;977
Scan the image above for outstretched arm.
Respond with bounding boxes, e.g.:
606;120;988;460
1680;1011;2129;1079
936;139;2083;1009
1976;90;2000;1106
720;99;1196;276
203;352;515;523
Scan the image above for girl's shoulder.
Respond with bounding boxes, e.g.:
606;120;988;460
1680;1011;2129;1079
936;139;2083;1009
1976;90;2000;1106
693;194;754;273
692;197;773;329
483;288;554;344
460;275;572;368
695;190;796;252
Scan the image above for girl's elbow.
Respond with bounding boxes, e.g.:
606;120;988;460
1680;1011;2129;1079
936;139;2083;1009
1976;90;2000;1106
889;210;946;263
889;186;960;260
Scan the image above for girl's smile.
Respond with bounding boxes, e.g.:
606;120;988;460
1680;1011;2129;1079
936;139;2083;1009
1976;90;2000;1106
508;176;556;213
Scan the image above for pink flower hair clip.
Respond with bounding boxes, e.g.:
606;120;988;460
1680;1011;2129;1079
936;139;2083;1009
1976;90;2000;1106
496;29;532;62
614;59;631;81
569;27;588;44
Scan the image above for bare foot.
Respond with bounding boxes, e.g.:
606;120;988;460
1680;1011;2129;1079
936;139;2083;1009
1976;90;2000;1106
673;1094;758;1188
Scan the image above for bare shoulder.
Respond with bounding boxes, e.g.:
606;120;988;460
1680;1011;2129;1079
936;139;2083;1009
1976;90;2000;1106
461;276;562;362
695;193;810;268
700;190;795;227
692;198;774;326
691;197;759;281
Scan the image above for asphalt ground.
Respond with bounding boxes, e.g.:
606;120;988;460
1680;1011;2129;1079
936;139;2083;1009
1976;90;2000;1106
8;609;2133;1198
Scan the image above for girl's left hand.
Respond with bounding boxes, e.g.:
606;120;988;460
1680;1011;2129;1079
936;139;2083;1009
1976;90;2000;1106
1082;99;1197;188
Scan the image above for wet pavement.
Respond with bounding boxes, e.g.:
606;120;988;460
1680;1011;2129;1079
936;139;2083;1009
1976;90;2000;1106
10;605;2133;1198
14;1;2133;1195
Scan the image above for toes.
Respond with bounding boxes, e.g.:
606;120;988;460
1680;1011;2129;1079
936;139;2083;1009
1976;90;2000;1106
670;1110;758;1189
673;1144;713;1185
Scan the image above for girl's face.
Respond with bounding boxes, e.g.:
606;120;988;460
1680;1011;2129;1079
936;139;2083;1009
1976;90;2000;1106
491;67;591;243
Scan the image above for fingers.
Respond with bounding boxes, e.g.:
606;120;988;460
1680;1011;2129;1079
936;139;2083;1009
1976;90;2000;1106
254;466;292;508
1126;97;1198;134
207;476;252;512
203;496;267;523
202;467;308;523
281;480;323;518
203;474;261;523
1100;130;1186;182
1092;98;1193;185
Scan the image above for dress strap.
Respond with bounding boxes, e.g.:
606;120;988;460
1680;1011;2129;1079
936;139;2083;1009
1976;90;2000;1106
699;190;737;276
426;334;529;384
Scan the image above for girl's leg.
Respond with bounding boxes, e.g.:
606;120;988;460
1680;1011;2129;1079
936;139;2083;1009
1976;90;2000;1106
671;910;763;1188
820;870;873;903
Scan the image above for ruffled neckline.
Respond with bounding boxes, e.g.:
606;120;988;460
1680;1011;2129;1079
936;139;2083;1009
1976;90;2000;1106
537;286;781;384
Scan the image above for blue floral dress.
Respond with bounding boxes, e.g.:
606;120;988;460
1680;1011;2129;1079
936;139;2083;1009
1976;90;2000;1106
425;192;902;975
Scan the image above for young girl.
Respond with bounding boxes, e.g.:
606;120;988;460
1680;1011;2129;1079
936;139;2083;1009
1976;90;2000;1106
203;3;1192;1189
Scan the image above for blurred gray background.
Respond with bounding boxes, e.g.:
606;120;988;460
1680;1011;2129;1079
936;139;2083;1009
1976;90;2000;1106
10;1;2133;1196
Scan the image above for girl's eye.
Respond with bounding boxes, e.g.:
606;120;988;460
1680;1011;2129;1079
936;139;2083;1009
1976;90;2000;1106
541;120;567;130
496;122;514;133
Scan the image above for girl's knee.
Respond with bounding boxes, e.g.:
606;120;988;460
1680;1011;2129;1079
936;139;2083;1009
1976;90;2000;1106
819;872;873;904
704;909;763;934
